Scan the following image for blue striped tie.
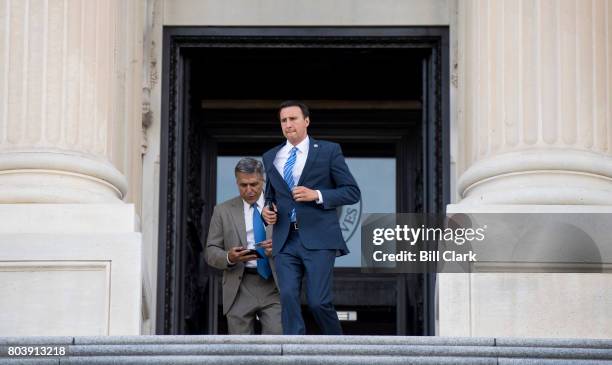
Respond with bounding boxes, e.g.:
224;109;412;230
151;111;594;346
283;147;298;222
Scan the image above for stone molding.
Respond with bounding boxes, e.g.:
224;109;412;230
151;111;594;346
458;148;612;204
0;149;127;203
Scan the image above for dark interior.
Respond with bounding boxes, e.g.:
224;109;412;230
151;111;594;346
184;45;428;335
188;46;426;156
190;47;424;100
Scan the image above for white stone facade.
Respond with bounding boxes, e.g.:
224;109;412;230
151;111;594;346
0;0;145;335
1;0;611;337
440;0;612;338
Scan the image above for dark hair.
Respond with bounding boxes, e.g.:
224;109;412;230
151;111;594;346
278;100;310;119
234;157;264;177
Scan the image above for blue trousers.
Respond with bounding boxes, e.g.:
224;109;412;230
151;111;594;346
274;230;342;335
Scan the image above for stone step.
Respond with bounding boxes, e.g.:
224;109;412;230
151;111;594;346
1;336;611;365
2;355;612;365
5;335;612;348
2;344;612;359
0;335;612;349
72;335;497;346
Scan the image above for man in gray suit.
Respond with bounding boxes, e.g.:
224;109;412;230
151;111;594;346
206;158;282;334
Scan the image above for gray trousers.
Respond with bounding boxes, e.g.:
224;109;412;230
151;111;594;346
226;272;282;334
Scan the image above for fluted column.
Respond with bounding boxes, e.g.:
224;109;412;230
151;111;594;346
457;0;612;204
0;0;143;203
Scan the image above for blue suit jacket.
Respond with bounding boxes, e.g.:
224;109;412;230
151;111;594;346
263;138;361;256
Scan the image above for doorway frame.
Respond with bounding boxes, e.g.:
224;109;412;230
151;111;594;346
157;26;450;335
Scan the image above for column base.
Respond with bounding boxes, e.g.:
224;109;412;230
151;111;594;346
0;204;142;335
0;150;127;203
458;149;612;205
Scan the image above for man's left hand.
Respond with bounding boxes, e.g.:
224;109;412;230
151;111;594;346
292;186;318;202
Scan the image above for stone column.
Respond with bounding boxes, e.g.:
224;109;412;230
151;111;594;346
441;0;612;338
0;0;143;204
456;0;612;205
0;0;144;335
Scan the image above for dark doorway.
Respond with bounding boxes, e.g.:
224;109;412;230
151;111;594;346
158;27;449;336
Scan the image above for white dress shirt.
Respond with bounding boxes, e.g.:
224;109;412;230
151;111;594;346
273;136;323;203
226;194;264;268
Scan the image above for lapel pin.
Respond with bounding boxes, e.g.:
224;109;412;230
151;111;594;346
314;144;318;148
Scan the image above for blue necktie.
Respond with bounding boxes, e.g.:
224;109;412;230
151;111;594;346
283;147;298;222
252;204;272;280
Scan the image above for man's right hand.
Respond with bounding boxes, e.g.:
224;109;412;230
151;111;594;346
262;203;278;225
227;246;258;264
257;239;273;257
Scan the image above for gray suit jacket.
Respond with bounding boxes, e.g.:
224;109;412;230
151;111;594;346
205;195;277;314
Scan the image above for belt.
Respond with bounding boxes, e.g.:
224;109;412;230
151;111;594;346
244;267;259;275
289;222;299;231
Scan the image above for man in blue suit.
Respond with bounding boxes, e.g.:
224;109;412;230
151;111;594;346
262;100;360;335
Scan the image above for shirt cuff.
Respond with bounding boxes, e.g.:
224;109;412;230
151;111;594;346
316;190;324;204
226;251;235;266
